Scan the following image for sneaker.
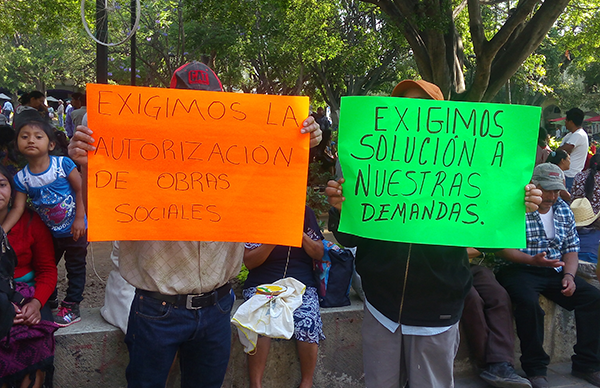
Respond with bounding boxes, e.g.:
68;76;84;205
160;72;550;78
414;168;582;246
54;301;81;327
526;376;548;388
479;362;532;388
572;370;600;387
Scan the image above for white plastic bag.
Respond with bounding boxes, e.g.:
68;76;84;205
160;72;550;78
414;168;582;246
231;277;305;353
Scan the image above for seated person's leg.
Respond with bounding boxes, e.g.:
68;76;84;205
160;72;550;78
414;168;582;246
496;268;550;377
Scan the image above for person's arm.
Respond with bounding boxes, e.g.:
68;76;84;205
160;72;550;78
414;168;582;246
67;166;86;241
302;232;324;260
243;244;276;270
495;249;565;267
1;191;26;233
560;251;578;297
558;143;575;154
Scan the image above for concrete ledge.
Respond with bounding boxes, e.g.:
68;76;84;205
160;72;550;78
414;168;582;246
54;275;598;387
54;296;365;388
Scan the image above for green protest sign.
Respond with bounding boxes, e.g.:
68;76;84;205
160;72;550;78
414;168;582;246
338;96;540;248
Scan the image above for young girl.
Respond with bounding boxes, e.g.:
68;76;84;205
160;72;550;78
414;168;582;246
3;117;87;327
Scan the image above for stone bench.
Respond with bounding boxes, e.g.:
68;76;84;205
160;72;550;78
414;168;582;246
55;264;599;388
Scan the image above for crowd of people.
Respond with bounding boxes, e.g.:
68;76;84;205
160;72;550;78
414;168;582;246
0;65;599;388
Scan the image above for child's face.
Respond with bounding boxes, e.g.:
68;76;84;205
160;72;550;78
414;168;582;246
17;124;55;157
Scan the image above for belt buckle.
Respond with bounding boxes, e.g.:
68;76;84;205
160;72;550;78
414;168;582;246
186;294;203;309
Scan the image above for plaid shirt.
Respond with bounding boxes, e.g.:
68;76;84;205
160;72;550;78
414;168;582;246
522;198;579;261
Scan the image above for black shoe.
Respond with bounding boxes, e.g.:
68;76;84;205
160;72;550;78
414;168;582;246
46;298;59;310
526;376;548;388
479;362;532;388
572;370;600;387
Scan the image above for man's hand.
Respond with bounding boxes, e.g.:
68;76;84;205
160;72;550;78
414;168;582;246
325;178;345;211
525;184;542;213
67;125;96;166
562;275;576;296
302;116;322;148
529;252;564;268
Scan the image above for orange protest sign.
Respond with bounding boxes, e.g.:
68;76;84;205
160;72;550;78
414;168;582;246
86;83;309;246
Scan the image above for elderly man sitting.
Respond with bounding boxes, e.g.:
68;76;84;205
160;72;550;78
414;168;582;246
496;163;600;388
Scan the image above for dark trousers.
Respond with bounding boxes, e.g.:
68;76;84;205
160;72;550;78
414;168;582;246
497;265;600;377
51;234;88;304
461;265;516;367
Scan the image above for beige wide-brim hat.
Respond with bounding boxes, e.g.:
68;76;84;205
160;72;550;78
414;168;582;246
571;198;600;227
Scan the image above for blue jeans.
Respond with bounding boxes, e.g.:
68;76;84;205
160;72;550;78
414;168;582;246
125;289;234;388
52;233;88;304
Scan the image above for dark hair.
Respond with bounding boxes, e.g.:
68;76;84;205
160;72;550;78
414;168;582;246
538;127;548;147
547;149;569;166
584;153;600;200
14;119;57;154
566;108;585;127
53;129;69;156
18;91;45;106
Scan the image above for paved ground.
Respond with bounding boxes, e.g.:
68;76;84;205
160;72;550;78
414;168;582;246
456;362;598;387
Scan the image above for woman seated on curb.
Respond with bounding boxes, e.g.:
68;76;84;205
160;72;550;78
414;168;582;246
243;205;324;388
0;164;58;388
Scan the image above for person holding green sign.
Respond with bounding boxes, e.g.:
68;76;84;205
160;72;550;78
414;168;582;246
326;79;543;388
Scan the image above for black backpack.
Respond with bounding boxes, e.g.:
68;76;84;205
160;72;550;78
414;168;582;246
0;227;22;340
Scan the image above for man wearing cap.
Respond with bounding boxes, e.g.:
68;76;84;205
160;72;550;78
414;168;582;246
326;79;541;388
68;61;323;388
558;108;589;190
496;163;600;388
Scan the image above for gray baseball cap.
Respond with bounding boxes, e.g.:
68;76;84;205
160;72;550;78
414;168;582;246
531;163;566;191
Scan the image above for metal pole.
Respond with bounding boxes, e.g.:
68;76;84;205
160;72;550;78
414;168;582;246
131;0;137;86
96;0;108;84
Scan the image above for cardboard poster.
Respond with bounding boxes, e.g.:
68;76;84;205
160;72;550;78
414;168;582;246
338;96;540;248
86;83;310;246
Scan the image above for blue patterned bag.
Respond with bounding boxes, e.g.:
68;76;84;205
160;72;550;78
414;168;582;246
313;240;354;307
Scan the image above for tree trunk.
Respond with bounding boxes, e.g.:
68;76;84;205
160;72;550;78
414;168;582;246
362;0;571;102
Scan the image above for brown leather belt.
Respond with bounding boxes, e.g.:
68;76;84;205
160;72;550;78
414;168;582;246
137;283;231;310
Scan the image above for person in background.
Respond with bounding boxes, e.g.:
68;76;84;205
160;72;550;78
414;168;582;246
12;91;48;131
0;164;58;388
572;154;600;228
536;127;552;166
69;94;86;128
56;100;64;128
558;108;588;191
547;149;571;203
571;198;600;264
243;205;324;388
2;100;13;122
64;94;82;138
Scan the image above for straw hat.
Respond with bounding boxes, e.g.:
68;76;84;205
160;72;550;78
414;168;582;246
570;198;600;227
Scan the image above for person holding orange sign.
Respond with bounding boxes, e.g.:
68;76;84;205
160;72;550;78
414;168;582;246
68;61;321;388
